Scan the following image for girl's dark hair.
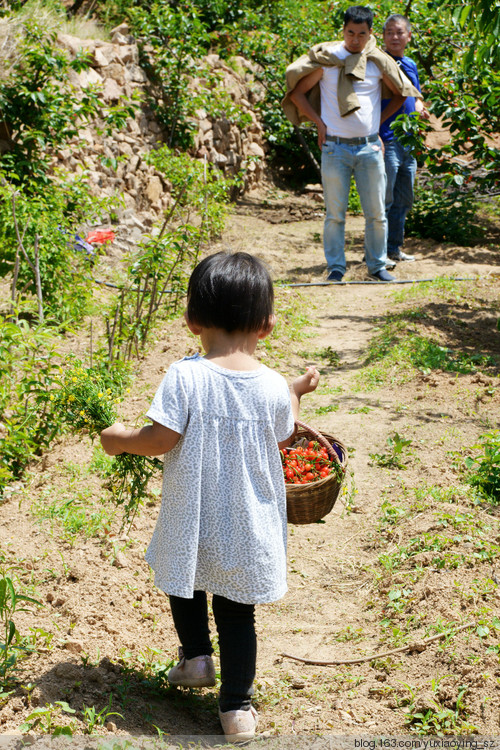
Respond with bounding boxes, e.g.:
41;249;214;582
187;252;274;333
344;5;373;28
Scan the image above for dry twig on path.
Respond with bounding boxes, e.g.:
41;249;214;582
281;622;474;666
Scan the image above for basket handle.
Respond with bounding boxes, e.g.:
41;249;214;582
294;419;341;464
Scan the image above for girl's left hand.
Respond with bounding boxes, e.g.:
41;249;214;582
292;366;320;397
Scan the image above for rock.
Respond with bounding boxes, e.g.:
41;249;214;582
126;64;147;83
102;78;123;102
64;639;83;654
111;31;130;45
247;142;265;158
57;32;95;57
106;721;118;732
93;47;110;68
145;176;163;204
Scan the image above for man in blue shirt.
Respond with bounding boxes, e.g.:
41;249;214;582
380;15;429;264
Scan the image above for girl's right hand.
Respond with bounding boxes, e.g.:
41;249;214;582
100;422;128;455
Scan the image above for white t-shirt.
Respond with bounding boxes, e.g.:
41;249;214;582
145;354;295;604
319;42;383;138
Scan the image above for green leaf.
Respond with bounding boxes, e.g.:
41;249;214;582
6;620;16;647
53;726;73;736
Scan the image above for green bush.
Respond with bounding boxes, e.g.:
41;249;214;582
0;321;60;493
406;178;482;245
0;178;114;325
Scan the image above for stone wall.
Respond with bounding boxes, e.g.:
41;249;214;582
55;24;266;242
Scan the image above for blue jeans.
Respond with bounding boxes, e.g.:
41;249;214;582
321;139;387;275
384;139;417;257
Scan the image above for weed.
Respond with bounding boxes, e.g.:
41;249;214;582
315;403;339;415
370;433;412;470
81;695;123;734
314;346;342;368
333;625;364;642
53;362;162;528
379;500;407;526
401;681;478;735
349;405;373;414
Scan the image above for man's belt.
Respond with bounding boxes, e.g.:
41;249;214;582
325;133;379;145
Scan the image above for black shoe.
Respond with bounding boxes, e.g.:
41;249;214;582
369;269;396;282
327;270;344;282
388;251;415;262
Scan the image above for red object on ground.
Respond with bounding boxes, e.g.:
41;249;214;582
86;229;116;244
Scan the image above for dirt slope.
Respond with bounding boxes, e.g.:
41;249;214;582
1;188;499;745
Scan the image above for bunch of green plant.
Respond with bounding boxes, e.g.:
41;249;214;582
0;573;41;685
19;700;76;736
53;362;161;526
464;430;500;502
0;320;61;495
370;433;412;470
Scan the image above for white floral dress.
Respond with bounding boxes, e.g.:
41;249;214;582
145;354;294;604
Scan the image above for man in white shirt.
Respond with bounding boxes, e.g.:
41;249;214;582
289;6;408;282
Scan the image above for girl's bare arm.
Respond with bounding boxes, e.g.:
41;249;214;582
100;420;181;456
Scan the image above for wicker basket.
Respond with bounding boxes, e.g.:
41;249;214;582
285;420;348;525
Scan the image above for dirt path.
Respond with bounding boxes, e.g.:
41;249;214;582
1;189;500;744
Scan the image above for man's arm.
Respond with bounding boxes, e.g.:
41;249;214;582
289;68;327;147
380;72;406;124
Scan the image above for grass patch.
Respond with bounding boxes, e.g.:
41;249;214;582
391;277;476;305
31;489;114;542
261;289;313;360
355;315;495;390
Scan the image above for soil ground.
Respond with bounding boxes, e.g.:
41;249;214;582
1;187;499;748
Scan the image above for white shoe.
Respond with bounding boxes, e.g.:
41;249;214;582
219;705;258;742
385;257;396;269
388;250;415;262
167;649;216;688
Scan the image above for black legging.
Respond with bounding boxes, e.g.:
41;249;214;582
169;591;256;712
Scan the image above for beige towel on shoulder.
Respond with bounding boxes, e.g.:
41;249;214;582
282;36;422;124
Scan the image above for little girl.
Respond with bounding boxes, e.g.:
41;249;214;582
101;251;319;742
